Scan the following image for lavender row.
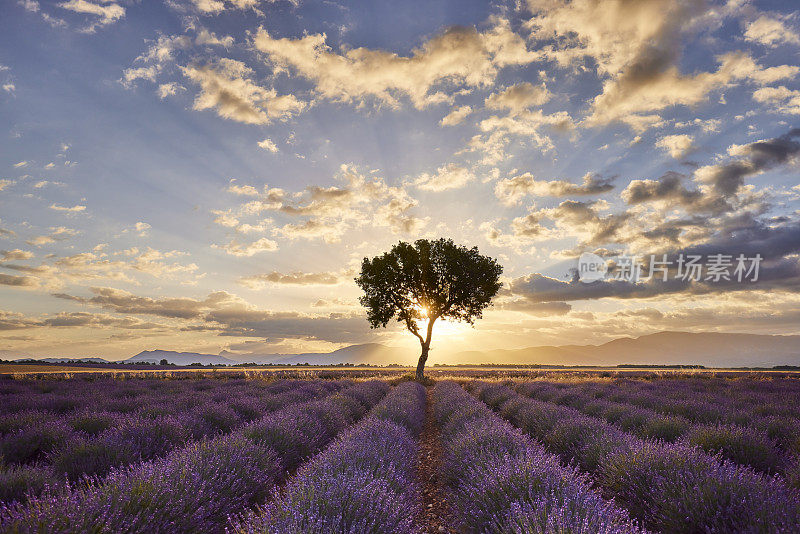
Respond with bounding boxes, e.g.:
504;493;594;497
520;380;800;458
0;380;390;533
609;377;800;420
0;377;301;416
574;378;800;428
0;378;314;450
472;381;800;533
434;381;642;533
0;381;333;506
232;381;426;533
0;380;347;502
515;381;788;475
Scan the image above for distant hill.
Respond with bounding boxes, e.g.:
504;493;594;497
451;332;800;368
12;331;800;368
125;350;237;366
222;343;412;366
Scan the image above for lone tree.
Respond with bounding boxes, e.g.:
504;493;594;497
355;238;502;380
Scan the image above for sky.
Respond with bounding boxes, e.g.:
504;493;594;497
0;0;799;362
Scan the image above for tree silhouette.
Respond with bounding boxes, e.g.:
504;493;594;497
355;238;502;380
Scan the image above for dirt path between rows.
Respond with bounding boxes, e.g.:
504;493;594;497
417;386;454;533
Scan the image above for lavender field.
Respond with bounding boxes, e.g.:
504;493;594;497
1;373;800;533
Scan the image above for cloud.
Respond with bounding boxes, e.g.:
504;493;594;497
54;286;379;343
745;15;800;47
197;308;377;343
495;172;614;204
0;310;41;330
257;138;279;152
440;105;472;126
0;179;13;191
195;28;234;47
0;273;37;287
485;82;551;115
134;222;151;236
413;163;474;192
500;298;572;316
468;83;568;162
157;82;183;99
41;312;164;330
675;118;721;133
54;287;238;319
49;203;86;212
214;237;279;256
622;171;704;209
25;227;79;246
2;83;14;94
238;270;343;288
656;134;695;159
507;219;800;304
226;180;262;197
1;249;34;261
0;308;164;332
587;52;797;128
753;86;800;115
694;128;800;200
1;246;199;289
523;0;796;130
58;0;125;31
620;129;800;223
18;0;67;28
218;164;426;242
182;58;306;125
252;20;537;110
13;161;28;168
180;0;261;14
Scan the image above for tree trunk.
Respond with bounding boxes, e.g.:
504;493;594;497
415;343;429;381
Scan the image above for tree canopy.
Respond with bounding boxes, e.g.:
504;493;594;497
355;238;502;379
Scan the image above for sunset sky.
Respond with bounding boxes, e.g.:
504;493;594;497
1;0;798;361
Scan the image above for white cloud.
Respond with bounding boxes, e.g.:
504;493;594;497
238;270;343;288
134;222;151;236
58;0;125;31
252;19;537;110
745;15;800;47
227;180;261;196
121;66;158;86
440;105;473;126
258;138;279;152
182;58;306;125
217;164;426;242
214;237;279;256
522;0;795;131
753;86;800;115
0;249;34;261
19;0;67;27
157;82;183;99
656;134;695;159
495;172;614;204
49;203;86;212
24;226;79;247
485;82;551;115
588;52;798;128
13;161;28;168
0;179;13;191
195;28;234;47
413;163;474;192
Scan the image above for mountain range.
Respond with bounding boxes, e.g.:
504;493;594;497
9;332;800;368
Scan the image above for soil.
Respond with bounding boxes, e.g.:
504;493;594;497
417;386;455;533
